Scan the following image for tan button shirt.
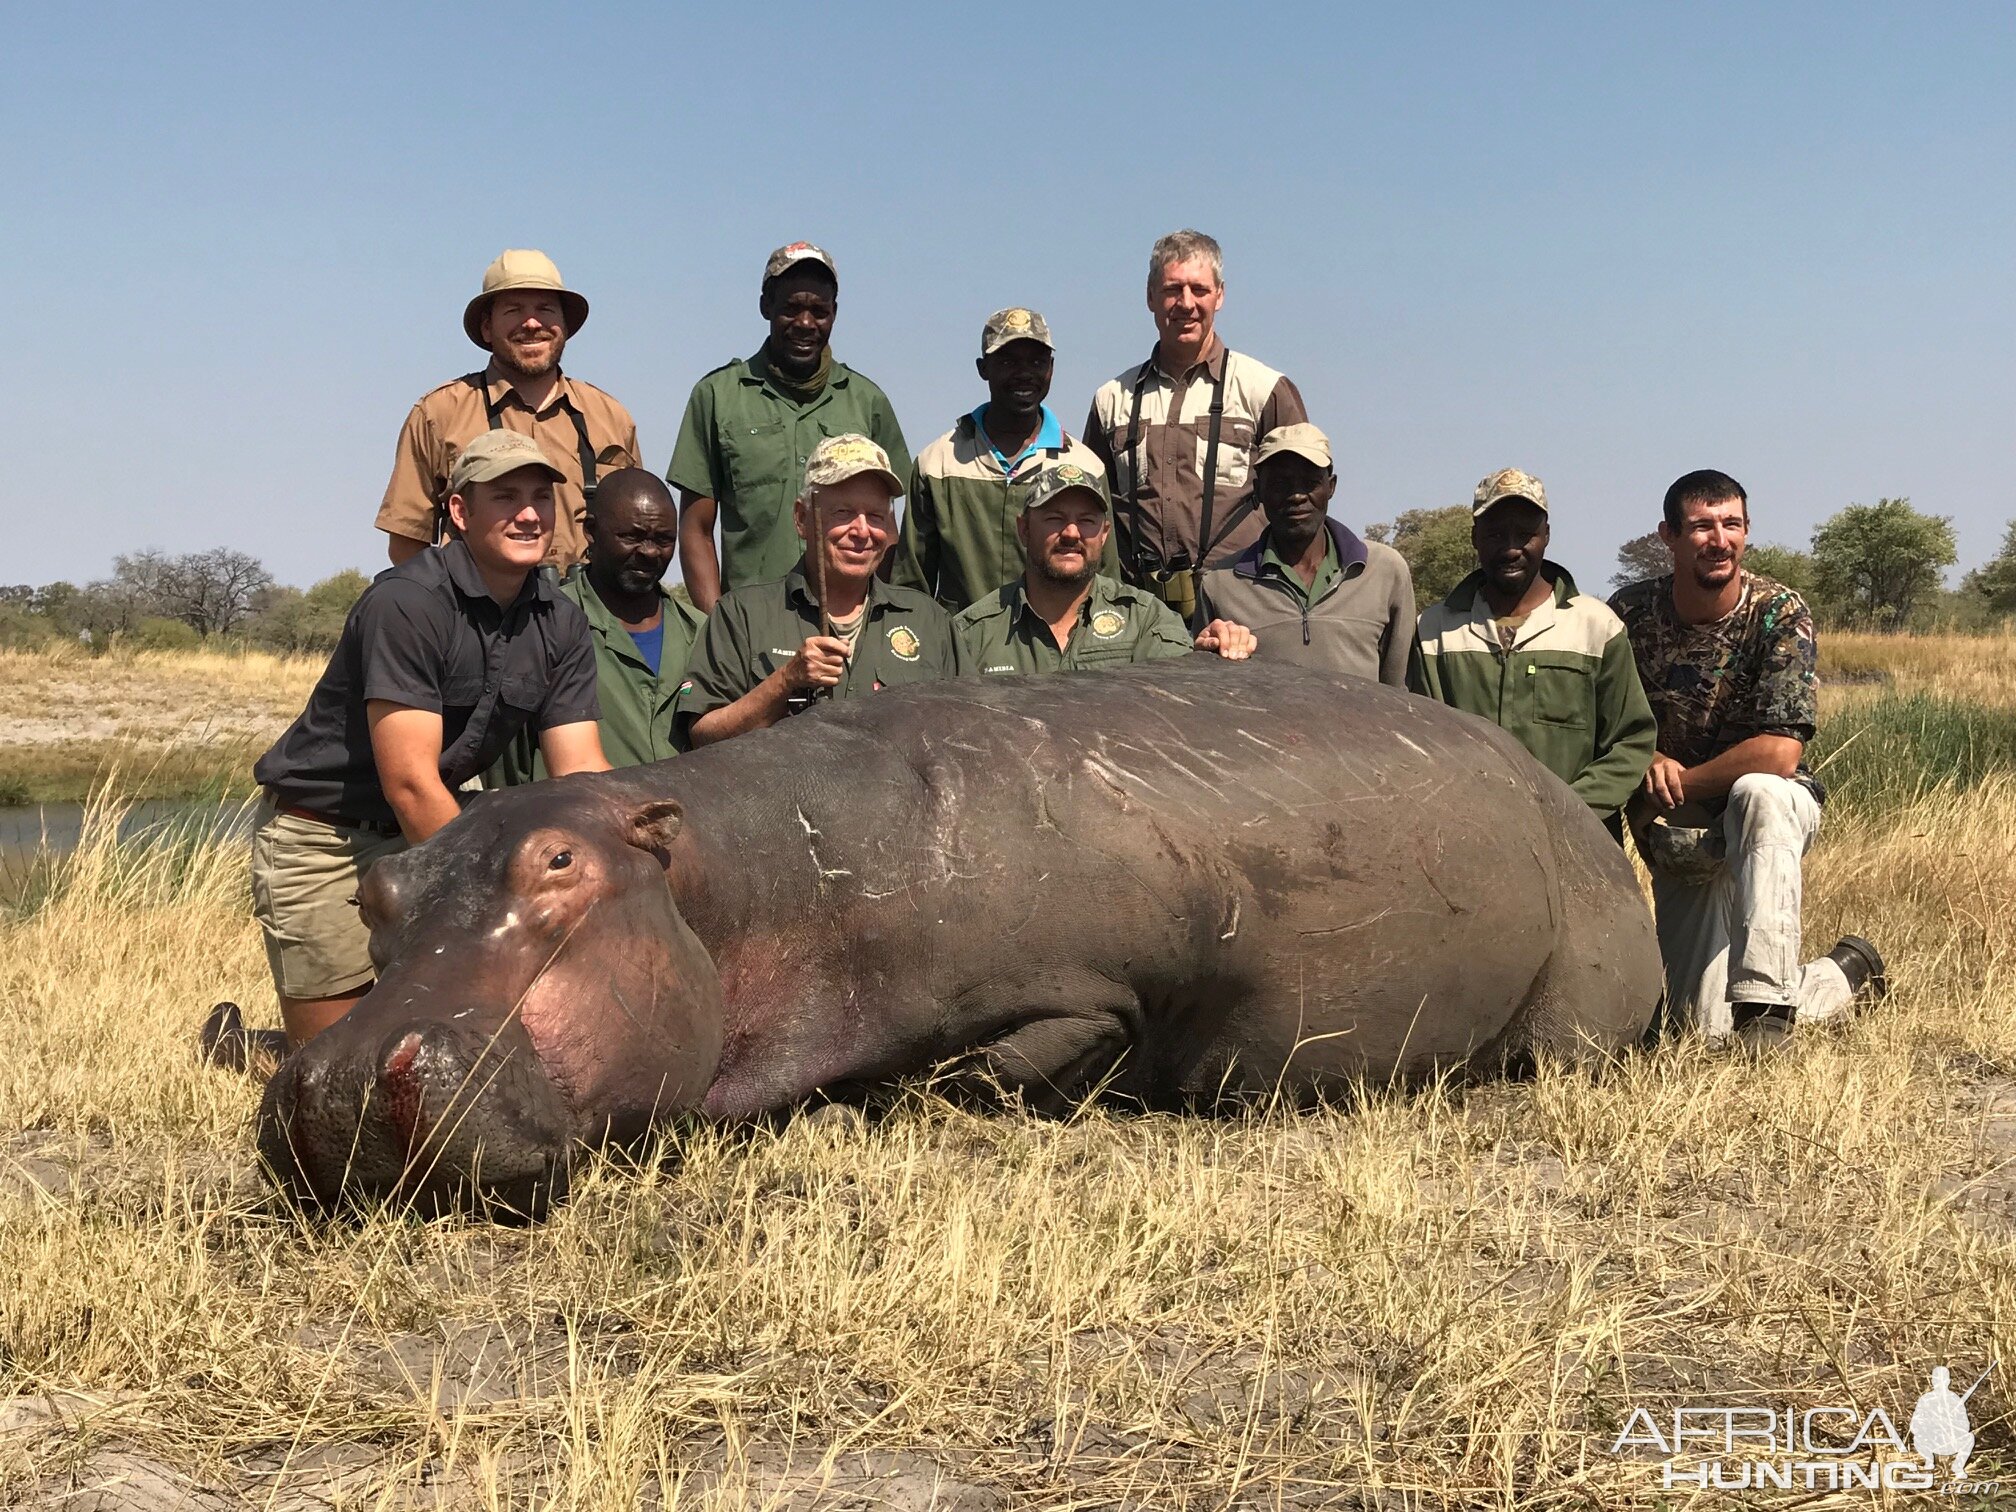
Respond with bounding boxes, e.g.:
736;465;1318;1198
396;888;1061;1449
375;365;641;569
1083;339;1307;575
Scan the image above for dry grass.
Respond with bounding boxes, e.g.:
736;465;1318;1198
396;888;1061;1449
0;645;321;803
2;650;2015;1507
1822;628;2016;709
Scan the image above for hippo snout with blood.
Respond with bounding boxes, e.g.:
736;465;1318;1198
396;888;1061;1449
257;658;1661;1214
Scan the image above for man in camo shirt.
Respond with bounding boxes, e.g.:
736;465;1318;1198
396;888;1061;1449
1611;469;1885;1049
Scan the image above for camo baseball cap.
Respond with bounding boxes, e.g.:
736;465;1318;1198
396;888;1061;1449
1252;423;1333;471
764;241;837;285
802;434;902;497
448;430;565;494
980;306;1054;356
1021;460;1110;514
1473;467;1549;517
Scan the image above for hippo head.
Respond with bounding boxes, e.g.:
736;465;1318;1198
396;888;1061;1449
257;778;725;1218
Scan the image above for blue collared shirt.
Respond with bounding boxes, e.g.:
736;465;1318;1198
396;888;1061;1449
970;403;1062;475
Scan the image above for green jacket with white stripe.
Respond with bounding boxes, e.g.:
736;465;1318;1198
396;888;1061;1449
1408;564;1656;821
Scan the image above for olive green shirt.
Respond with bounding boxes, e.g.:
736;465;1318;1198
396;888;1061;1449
1260;534;1341;605
956;574;1194;676
673;567;966;742
490;571;706;784
666;349;911;592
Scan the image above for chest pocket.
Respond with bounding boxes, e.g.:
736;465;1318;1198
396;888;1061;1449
496;671;552;718
720;420;789;504
1212;417;1257;491
1526;655;1594;728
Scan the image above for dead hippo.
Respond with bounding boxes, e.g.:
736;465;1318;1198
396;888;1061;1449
256;658;1661;1214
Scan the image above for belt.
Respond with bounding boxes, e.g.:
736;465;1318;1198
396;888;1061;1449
271;800;403;838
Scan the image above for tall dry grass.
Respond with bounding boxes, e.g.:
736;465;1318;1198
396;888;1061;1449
2;654;2014;1506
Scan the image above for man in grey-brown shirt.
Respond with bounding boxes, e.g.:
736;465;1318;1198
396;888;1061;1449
1196;425;1413;684
1083;229;1309;625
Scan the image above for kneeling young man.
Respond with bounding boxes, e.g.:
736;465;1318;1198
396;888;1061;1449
1410;468;1655;840
246;431;610;1049
675;434;964;747
1610;469;1884;1046
957;461;1255;675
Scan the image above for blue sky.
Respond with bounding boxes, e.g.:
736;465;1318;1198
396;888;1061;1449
7;2;2011;594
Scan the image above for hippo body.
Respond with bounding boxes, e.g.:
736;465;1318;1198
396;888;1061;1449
259;659;1661;1212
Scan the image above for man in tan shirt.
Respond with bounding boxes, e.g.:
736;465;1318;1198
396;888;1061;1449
376;249;641;570
1083;229;1309;626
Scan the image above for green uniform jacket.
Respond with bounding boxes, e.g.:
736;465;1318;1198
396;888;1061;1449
1408;564;1656;820
490;571;706;784
672;567;966;743
956;574;1193;676
890;412;1119;611
666;349;911;592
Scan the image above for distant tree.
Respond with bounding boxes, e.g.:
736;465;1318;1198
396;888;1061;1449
1610;531;1669;591
245;569;368;653
1742;544;1819;601
1365;506;1474;604
1809;498;1956;628
143;548;275;635
1961;520;2016;614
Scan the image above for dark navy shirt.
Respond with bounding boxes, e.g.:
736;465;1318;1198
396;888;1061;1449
254;541;598;826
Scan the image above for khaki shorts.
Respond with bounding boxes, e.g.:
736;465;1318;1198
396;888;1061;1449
249;797;407;1000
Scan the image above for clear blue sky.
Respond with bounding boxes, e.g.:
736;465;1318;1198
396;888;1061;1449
6;2;2011;594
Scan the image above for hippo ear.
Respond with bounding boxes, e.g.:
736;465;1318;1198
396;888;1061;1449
627;800;684;857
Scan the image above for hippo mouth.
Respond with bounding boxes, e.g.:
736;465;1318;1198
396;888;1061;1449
258;1013;575;1220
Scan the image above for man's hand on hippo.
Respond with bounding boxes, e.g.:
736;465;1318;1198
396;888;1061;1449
1644;753;1688;810
780;635;853;693
1194;619;1258;661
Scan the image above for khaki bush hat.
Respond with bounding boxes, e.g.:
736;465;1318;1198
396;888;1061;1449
1252;423;1333;471
1473;467;1548;518
803;434;902;497
980;307;1054;356
463;249;589;348
448;431;566;495
764;241;838;286
1021;460;1110;514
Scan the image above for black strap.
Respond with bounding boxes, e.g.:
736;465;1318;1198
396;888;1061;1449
439;371;600;544
1118;349;1229;583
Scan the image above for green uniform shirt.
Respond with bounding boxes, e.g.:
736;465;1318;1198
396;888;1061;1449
956;574;1194;676
666;349;911;592
891;411;1120;611
1409;564;1657;820
1258;533;1341;606
490;571;706;784
673;567;966;741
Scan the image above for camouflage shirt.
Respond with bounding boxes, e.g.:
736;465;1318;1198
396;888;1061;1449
1608;570;1818;778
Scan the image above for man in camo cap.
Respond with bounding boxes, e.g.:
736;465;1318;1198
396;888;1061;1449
893;306;1118;611
667;242;910;612
956;460;1256;676
675;434;962;747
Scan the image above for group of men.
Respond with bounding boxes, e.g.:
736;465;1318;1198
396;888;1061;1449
224;229;1883;1067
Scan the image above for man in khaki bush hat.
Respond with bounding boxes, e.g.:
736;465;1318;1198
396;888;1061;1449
667;242;910;612
674;434;959;748
218;429;610;1062
375;249;641;571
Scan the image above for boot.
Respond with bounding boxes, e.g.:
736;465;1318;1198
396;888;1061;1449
197;1002;288;1075
1827;935;1888;1001
1731;1001;1796;1054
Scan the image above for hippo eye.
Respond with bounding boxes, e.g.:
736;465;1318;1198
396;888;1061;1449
547;850;574;872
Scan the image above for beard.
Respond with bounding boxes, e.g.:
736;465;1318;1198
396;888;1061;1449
1033;547;1097;587
494;333;564;380
1690;554;1738;591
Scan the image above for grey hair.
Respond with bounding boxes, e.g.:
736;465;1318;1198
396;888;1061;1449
1148;229;1224;289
